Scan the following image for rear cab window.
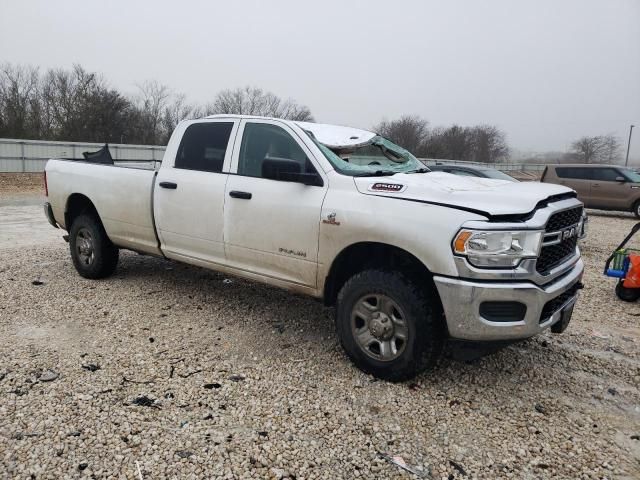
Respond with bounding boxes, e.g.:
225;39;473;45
175;122;234;173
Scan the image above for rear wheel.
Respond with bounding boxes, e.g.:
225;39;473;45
336;269;444;381
69;214;119;279
616;281;640;302
633;200;640;219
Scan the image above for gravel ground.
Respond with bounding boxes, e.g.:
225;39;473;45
1;192;639;479
0;173;43;198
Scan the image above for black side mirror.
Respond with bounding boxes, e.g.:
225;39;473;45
262;157;323;186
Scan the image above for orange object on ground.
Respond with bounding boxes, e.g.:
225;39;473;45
623;254;640;288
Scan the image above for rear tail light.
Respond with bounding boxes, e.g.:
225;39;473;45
44;171;48;197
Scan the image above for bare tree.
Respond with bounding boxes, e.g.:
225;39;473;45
161;93;204;144
207;86;313;121
424;125;471;160
570;134;621;164
469;125;509;163
0;63;40;138
135;80;171;144
373;115;429;155
601;134;622;163
422;124;509;162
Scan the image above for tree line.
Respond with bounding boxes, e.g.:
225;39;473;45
374;115;510;163
0;63;623;164
0;63;313;145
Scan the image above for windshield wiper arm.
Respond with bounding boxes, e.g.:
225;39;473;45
406;167;430;174
353;170;397;177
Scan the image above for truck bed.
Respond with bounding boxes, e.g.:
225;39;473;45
46;159;161;256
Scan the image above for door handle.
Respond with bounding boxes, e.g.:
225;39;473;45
159;181;178;189
592;183;600;188
229;190;252;199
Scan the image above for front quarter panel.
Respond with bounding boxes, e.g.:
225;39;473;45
316;173;486;290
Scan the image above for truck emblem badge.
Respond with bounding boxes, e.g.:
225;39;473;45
369;182;405;193
562;226;577;240
322;212;341;226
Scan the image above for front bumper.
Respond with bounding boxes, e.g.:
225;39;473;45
434;258;584;341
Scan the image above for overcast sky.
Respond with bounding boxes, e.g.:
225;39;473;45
1;0;639;160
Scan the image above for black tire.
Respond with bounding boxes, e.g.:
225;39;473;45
336;269;444;381
633;200;640;219
69;213;119;279
616;281;640;302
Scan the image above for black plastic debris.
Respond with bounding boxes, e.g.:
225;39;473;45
176;450;193;458
78;463;88;471
81;364;100;372
449;460;467;476
131;395;160;408
535;403;548;415
229;374;245;382
203;383;221;389
31;280;44;286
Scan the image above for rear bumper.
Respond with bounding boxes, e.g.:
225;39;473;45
44;202;59;228
434;258;584;341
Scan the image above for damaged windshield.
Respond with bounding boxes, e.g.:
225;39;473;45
304;132;426;177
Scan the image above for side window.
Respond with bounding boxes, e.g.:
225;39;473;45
591;168;621;182
175;122;233;173
238;123;315;178
556;167;592;180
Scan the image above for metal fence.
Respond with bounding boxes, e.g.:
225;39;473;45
0;138;166;172
421;158;548;172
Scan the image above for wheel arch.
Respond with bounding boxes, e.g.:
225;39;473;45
64;193;101;230
323;241;438;307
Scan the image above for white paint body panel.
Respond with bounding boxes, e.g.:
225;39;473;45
45;159;160;255
354;173;570;215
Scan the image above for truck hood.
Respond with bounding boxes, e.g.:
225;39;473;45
354;172;575;217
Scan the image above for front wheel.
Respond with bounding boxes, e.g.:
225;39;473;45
633;201;640;219
616;281;640;302
69;214;119;279
336;270;444;381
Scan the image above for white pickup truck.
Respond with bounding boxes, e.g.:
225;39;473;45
44;115;586;380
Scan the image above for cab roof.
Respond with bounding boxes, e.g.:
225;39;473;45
204;114;376;149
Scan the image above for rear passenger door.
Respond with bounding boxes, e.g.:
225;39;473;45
554;167;593;206
154;119;239;266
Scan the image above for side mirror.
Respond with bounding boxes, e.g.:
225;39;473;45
262;158;323;186
615;176;626;182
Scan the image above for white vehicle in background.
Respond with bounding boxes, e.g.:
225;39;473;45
44;115;586;380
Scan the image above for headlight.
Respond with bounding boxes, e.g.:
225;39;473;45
453;230;543;268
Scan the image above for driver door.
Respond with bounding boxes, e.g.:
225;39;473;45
223;119;328;288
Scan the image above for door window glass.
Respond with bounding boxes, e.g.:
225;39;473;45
556;167;592;180
591;168;621;182
175;122;234;173
238;123;314;178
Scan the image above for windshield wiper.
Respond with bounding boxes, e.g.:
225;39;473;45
406;167;430;174
353;170;397;177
